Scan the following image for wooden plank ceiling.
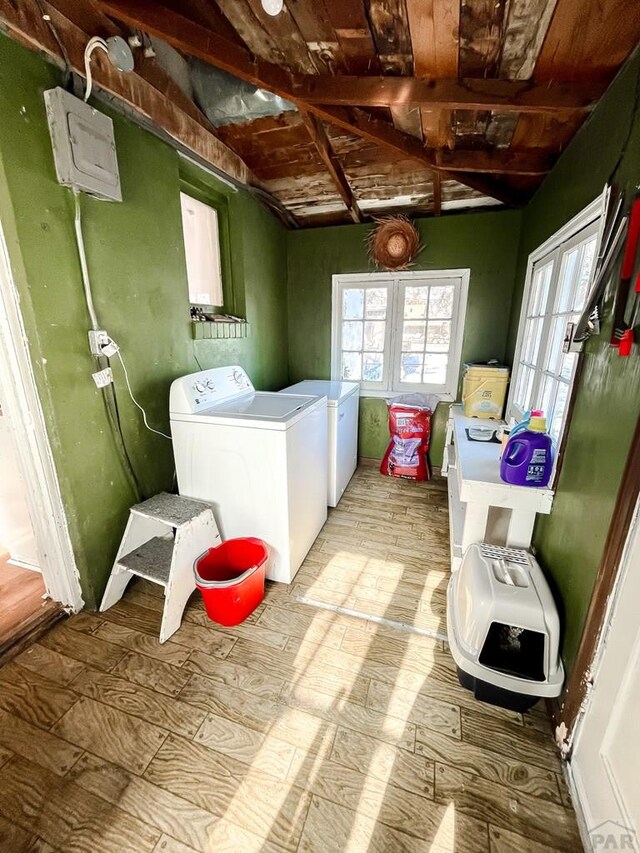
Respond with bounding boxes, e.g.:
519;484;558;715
20;0;640;226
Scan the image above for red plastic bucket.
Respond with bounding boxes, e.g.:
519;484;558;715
194;537;268;627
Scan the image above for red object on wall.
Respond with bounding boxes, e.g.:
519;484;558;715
380;403;432;481
194;538;268;627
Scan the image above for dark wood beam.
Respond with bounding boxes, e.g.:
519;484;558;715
96;0;526;205
318;108;528;204
99;0;292;93
298;109;362;223
290;75;597;114
432;168;442;216
437;148;550;176
406;0;458;150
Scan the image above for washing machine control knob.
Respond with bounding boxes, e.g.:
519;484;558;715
194;382;205;393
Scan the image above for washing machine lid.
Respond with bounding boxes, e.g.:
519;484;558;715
172;391;325;430
280;380;359;407
208;392;319;420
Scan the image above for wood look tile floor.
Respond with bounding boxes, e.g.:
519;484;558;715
0;468;581;852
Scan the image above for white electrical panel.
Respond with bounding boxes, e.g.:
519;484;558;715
44;87;122;201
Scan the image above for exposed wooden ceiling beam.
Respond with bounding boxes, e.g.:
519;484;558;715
298;109;363;223
406;0;457;150
434;147;550;175
289;75;596;113
96;0;527;205
318;107;527;204
100;0;291;91
432;157;442;216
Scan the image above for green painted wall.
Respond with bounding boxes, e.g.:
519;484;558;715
0;34;288;608
287;210;522;464
506;54;640;669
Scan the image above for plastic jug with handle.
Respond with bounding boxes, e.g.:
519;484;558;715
500;416;554;487
509;409;544;439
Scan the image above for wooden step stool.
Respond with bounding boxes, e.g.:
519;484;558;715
100;492;220;643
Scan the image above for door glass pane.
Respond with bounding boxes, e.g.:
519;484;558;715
531;262;553;315
540;375;557;420
514;366;527;407
574;237;597;311
401;353;422;382
560;351;577;381
550;382;569;442
363;352;383;381
423;354;448;384
365;288;387;319
402;321;426;351
343;289;364;319
523;317;544;365
426;320;451;351
364;321;385;351
557;248;579;312
521;366;535;409
342;321;363;350
546;317;566;375
341;351;361;380
404;287;429;319
429;286;454;319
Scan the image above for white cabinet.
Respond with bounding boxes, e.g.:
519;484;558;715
443;405;554;569
280;380;360;507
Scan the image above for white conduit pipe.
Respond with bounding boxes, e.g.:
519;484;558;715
73;191;99;331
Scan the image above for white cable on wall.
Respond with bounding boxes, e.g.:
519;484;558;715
83;36;109;103
114;350;172;441
73;191;171;441
73;191;100;331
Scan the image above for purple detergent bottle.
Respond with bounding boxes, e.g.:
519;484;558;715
500;415;554;487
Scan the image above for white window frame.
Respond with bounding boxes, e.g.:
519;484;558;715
180;192;224;308
508;193;606;440
331;269;470;399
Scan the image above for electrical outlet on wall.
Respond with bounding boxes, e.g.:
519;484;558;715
101;338;120;358
88;330;109;356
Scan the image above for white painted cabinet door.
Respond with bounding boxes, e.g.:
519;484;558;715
571;503;640;852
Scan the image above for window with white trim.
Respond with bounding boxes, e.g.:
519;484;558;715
331;271;470;398
510;212;600;445
180;192;224;307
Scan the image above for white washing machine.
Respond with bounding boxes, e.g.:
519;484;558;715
170;366;328;584
280;380;359;507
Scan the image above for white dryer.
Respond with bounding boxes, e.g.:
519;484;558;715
170;366;328;584
280;380;359;507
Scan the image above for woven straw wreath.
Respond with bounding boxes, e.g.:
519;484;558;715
367;216;422;270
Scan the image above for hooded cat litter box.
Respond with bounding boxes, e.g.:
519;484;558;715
447;543;564;712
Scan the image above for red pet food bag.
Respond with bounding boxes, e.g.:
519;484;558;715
380;398;433;481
